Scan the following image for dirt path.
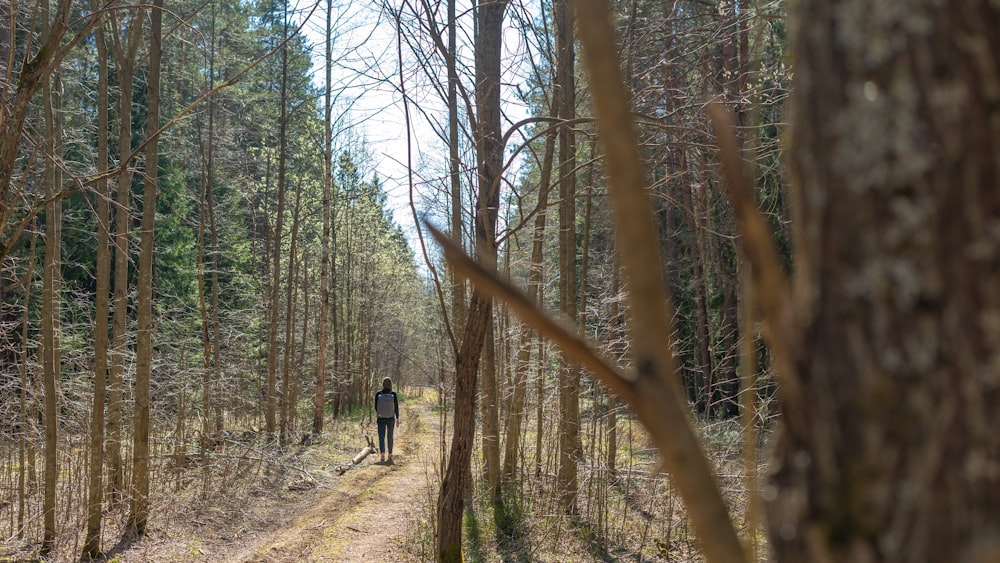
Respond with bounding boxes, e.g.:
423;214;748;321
223;399;440;563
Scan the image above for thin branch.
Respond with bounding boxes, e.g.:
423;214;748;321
426;222;637;404
573;0;748;560
707;101;802;418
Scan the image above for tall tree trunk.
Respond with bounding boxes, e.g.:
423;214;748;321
437;0;507;558
83;10;111;554
448;0;465;336
280;184;302;445
294;250;308;434
315;0;334;435
480;312;500;500
555;0;579;513
197;79;212;454
606;252;620;479
767;2;1000;561
534;305;545;478
39;1;62;549
437;294;491;562
265;7;290;437
206;6;224;436
17;235;35;538
108;12;143;500
738;258;759;560
689;156;712;413
501;125;556;482
129;0;160;535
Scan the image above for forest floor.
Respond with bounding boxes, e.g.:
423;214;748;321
0;388;743;562
108;393;442;562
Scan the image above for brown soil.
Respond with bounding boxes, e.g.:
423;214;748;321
112;396;440;563
224;412;438;563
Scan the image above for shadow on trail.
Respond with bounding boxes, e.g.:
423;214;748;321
492;497;532;563
462;483;533;563
84;530;141;563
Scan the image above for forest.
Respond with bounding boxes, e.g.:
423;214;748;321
2;0;1000;561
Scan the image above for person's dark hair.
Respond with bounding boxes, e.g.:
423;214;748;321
382;377;392;391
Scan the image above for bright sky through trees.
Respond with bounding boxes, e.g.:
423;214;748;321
296;0;533;247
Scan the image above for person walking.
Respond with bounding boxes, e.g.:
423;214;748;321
374;377;400;463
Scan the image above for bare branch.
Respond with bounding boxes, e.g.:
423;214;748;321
572;0;747;559
707;101;802;418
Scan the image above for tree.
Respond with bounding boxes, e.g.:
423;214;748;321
761;1;1000;560
83;2;111;553
107;5;143;499
501;121;555;483
436;0;508;557
554;0;579;514
128;0;161;536
39;0;63;550
263;0;295;438
314;0;335;436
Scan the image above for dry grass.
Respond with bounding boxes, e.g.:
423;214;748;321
0;389;770;562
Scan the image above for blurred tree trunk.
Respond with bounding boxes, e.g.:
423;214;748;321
769;1;1000;560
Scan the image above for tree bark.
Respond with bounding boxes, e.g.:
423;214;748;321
17;235;35;538
129;0;160;535
40;2;62;548
265;6;290;437
768;1;1000;561
555;0;580;513
448;0;465;337
436;0;507;557
108;11;143;500
280;183;302;445
606;252;620;479
480;311;500;500
315;0;334;435
83;8;111;554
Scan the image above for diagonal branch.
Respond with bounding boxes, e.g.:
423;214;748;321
708;102;803;419
572;0;748;560
426;223;637;405
427;221;746;563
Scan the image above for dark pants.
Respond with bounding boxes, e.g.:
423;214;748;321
377;417;395;454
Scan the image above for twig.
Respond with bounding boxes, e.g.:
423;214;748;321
571;0;748;560
707;102;802;421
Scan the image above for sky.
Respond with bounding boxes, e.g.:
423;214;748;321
292;0;537;255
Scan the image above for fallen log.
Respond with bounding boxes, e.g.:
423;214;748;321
352;445;375;465
336;436;377;474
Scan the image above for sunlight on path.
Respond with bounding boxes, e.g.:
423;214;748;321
236;393;440;563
